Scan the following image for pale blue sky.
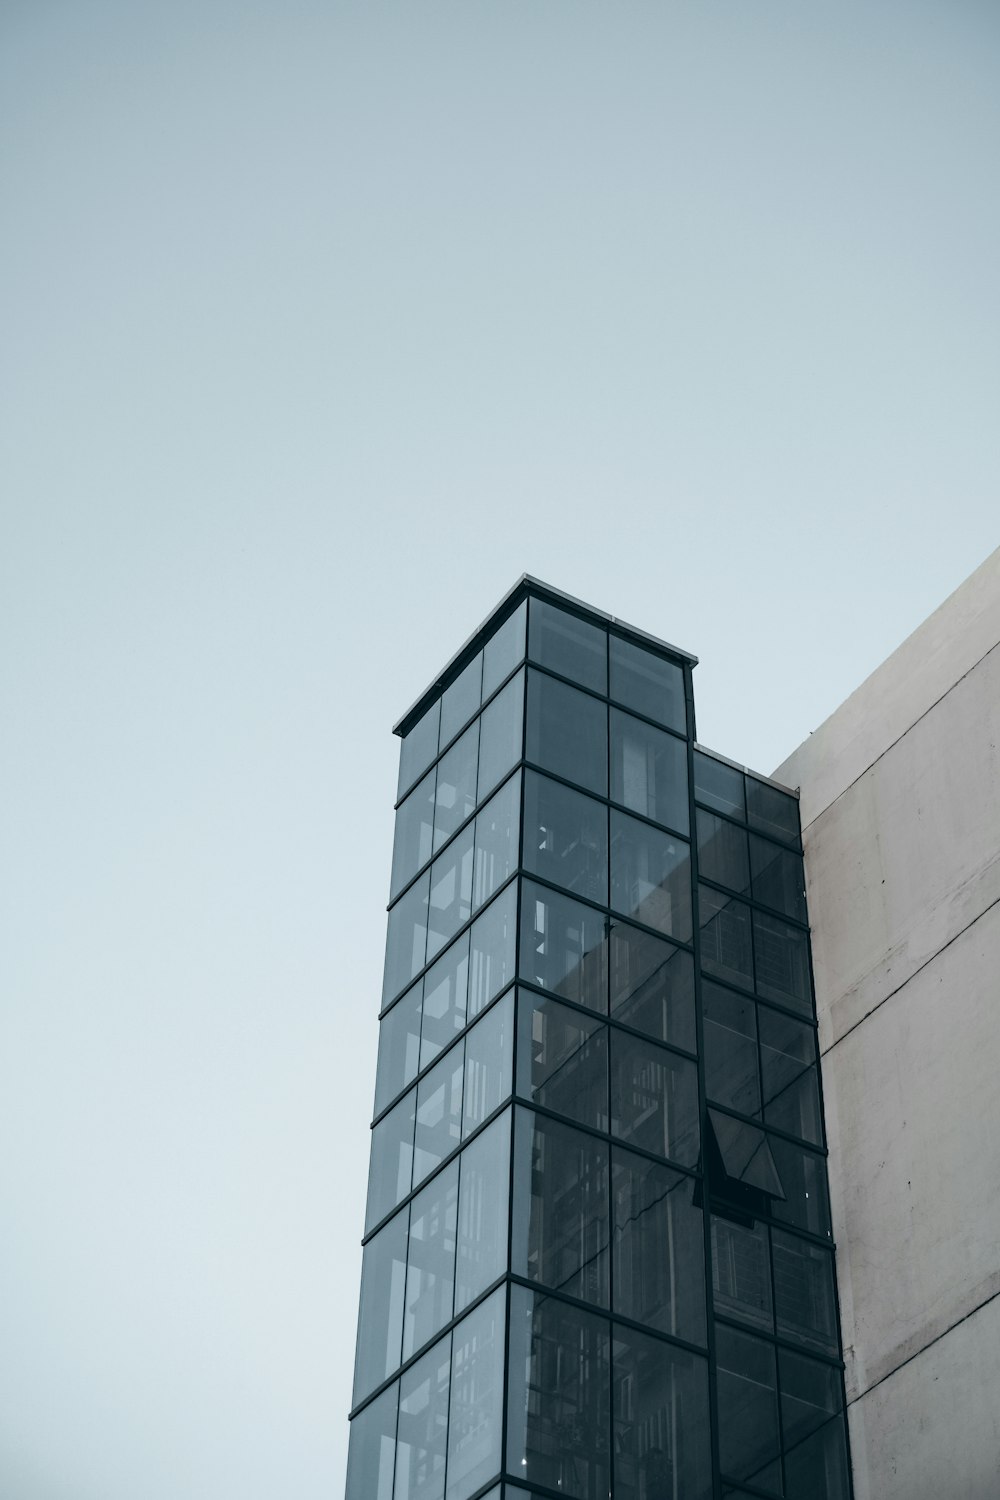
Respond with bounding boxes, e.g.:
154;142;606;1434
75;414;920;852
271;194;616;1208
2;3;998;1496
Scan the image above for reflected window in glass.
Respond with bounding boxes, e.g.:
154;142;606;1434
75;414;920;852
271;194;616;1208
516;990;609;1132
760;1009;823;1145
482;600;527;699
391;769;436;900
753;910;812;1015
611;708;689;835
609;921;696;1053
770;1138;831;1238
703;982;760;1119
612;1324;712;1500
354;1206;408;1404
440;652;483;750
750;834;807;923
413;1050;464;1188
711;1215;772;1334
367;1089;415;1232
468;882;516;1019
477;670;524;802
715;1325;782;1493
772;1229;839;1356
528;597;607;694
612;1147;706;1345
610;811;692;942
779;1349;851;1500
455;1112;511;1313
433;724;479;854
420;936;470;1069
526;668;607;796
402;1161;458;1362
512;1107;610;1307
747;777;801;847
394;1340;451;1500
346;1381;398;1500
473;772;520;910
693;751;745;820
383;872;430;1006
610;1030;699;1166
697;807;750;895
523;770;607;905
518;879;609;1014
699;885;752;991
609;635;686;733
426;824;474;963
376;981;423;1115
463;991;514;1137
446;1288;506;1500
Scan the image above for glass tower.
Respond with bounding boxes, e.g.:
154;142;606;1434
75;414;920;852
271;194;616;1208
347;578;853;1500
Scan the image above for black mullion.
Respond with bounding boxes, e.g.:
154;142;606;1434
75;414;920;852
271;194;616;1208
504;1271;710;1363
697;872;811;934
711;1310;846;1372
515;975;697;1066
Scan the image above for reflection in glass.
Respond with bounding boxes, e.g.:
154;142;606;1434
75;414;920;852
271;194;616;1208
478;671;524;802
517;991;608;1132
609;635;686;733
395;1340;451;1500
440;653;483;750
526;669;607;796
427;825;475;963
772;1229;839;1356
746;777;801;847
612;1148;706;1345
770;1138;831;1238
392;769;436;899
354;1207;408;1403
523;770;608;905
403;1163;458;1362
761;1010;822;1145
346;1380;398;1500
697;807;750;895
420;936;470;1069
528;597;607;694
609;922;696;1053
399;702;440;800
715;1325;782;1493
367;1090;415;1231
518;879;609;1014
693;751;744;820
780;1349;850;1500
711;1215;772;1333
482;600;526;699
433;724;479;853
446;1288;506;1500
753;911;812;1015
384;873;430;1005
455;1112;510;1313
473;773;520;910
468;882;516;1019
413;1051;463;1188
611;709;689;834
376;981;423;1114
512;1108;610;1307
463;991;514;1137
611;811;692;941
610;1031;699;1167
612;1324;712;1500
751;835;807;923
703;983;760;1118
699;886;752;990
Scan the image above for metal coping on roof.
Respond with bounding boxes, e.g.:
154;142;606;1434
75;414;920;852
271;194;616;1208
693;741;800;800
392;574;699;737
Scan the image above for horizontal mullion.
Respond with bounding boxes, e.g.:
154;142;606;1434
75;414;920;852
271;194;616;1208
512;1095;703;1182
521;867;697;956
697;873;810;933
515;976;699;1066
693;791;803;854
387;763;522;914
695;966;820;1032
394;657;527;809
507;1270;710;1361
713;1310;846;1370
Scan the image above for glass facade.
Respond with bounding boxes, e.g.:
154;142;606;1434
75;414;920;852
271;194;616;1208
350;583;852;1500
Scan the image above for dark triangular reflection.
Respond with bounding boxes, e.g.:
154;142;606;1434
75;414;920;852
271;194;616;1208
708;1108;786;1200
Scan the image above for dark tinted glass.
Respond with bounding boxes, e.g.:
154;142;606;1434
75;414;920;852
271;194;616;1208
693;751;744;819
463;991;514;1137
528;597;607;693
609;922;696;1053
375;981;423;1114
345;1380;397;1500
513;1108;610;1306
383;872;430;1005
611;811;692;941
699;886;752;990
751;835;807;923
703;982;760;1118
398;701;440;801
609;636;686;733
610;1031;700;1167
366;1089;415;1232
760;1010;822;1145
611;708;689;834
780;1350;851;1500
482;600;527;699
473;772;520;910
518;879;609;1014
395;1340;450;1500
770;1138;831;1237
612;1148;706;1344
746;777;801;847
426;824;474;962
753;911;812;1015
711;1215;772;1333
433;723;479;853
413;1049;464;1188
715;1326;782;1493
523;770;608;905
526;668;607;795
477;670;524;801
446;1289;505;1500
403;1162;458;1361
516;991;609;1132
468;883;516;1018
772;1229;839;1356
697;808;750;895
440;652;482;748
708;1109;784;1198
353;1207;407;1403
391;768;436;899
612;1325;711;1500
420;935;469;1068
455;1111;510;1313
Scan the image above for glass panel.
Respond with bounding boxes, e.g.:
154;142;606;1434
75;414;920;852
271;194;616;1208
610;708;689;834
612;1147;706;1345
760;1010;823;1146
433;724;479;854
516;991;608;1132
611;811;692;942
715;1326;782;1493
392;769;437;900
455;1112;511;1313
528;597;607;694
609;921;696;1053
427;825;475;963
612;1324;711;1500
772;1230;839;1356
403;1162;458;1362
711;1215;772;1333
518;879;609;1014
526;668;607;796
779;1350;850;1500
750;835;807;923
463;991;514;1137
610;1031;699;1167
512;1108;610;1307
446;1287;506;1500
420;936;470;1070
354;1207;408;1403
394;1340;451;1500
482;600;527;699
753;912;813;1015
473;772;520;910
413;1050;464;1189
693;751;745;819
507;1285;611;1500
703;982;760;1118
697;807;750;895
708;1110;785;1198
376;982;423;1115
523;770;608;905
440;653;483;749
746;777;801;847
478;670;525;802
346;1381;398;1500
367;1089;415;1232
770;1139;831;1238
399;701;440;801
609;636;686;732
468;882;517;1019
699;886;752;990
384;873;430;1006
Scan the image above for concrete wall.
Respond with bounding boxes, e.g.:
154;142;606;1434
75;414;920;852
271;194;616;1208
773;548;1000;1500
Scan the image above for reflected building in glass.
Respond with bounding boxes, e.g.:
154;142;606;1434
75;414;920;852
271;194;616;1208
347;578;853;1500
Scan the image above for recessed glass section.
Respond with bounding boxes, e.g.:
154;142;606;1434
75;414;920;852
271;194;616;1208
482;600;526;699
517;990;609;1133
609;635;686;733
353;1206;408;1404
609;921;696;1053
512;1107;610;1307
413;1049;464;1188
611;811;692;941
463;991;514;1137
433;723;479;853
367;1089;415;1232
703;982;760;1119
391;768;436;900
760;1009;823;1146
375;981;423;1115
747;776;801;847
528;597;607;694
697;807;750;895
612;1324;712;1500
715;1325;782;1493
772;1229;839;1356
753;911;812;1015
693;750;745;820
468;882;516;1019
420;935;470;1069
383;872;430;1006
440;652;483;750
402;1162;458;1362
518;879;609;1014
398;701;440;801
446;1288;506;1500
779;1349;850;1500
478;670;524;802
699;885;752;991
427;823;475;963
611;708;689;834
610;1030;699;1166
711;1215;772;1334
523;770;608;905
394;1340;450;1500
455;1111;511;1313
473;772;520;910
750;834;807;923
346;1380;398;1500
612;1147;706;1345
526;668;607;796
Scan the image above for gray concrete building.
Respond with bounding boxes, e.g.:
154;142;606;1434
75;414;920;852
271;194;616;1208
774;547;1000;1500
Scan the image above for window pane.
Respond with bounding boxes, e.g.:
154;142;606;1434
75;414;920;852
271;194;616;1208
610;1031;699;1167
609;922;695;1053
456;1112;511;1313
609;636;686;733
518;879;609;1014
446;1288;506;1500
753;912;813;1015
699;886;752;990
468;883;516;1019
473;773;520;910
512;1108;610;1307
697;808;750;895
433;724;479;854
779;1350;850;1500
384;873;430;1007
420;937;470;1070
612;1148;706;1345
427;825;475;963
772;1229;839;1357
612;1325;711;1500
760;1010;822;1146
746;778;801;847
354;1208;408;1403
346;1382;398;1500
507;1285;611;1500
750;835;807;923
440;653;483;749
516;991;608;1132
367;1090;415;1232
392;769;436;900
523;770;608;905
703;982;760;1119
715;1326;782;1493
528;598;607;694
399;702;440;800
482;600;526;699
403;1163;458;1362
693;751;745;820
711;1215;772;1334
463;991;514;1137
376;982;423;1115
707;1109;785;1199
611;708;689;834
526;668;607;796
394;1340;451;1500
413;1051;464;1189
611;811;692;942
770;1139;831;1238
478;670;525;802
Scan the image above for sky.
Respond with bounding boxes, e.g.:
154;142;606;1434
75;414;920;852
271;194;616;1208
1;2;998;1496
